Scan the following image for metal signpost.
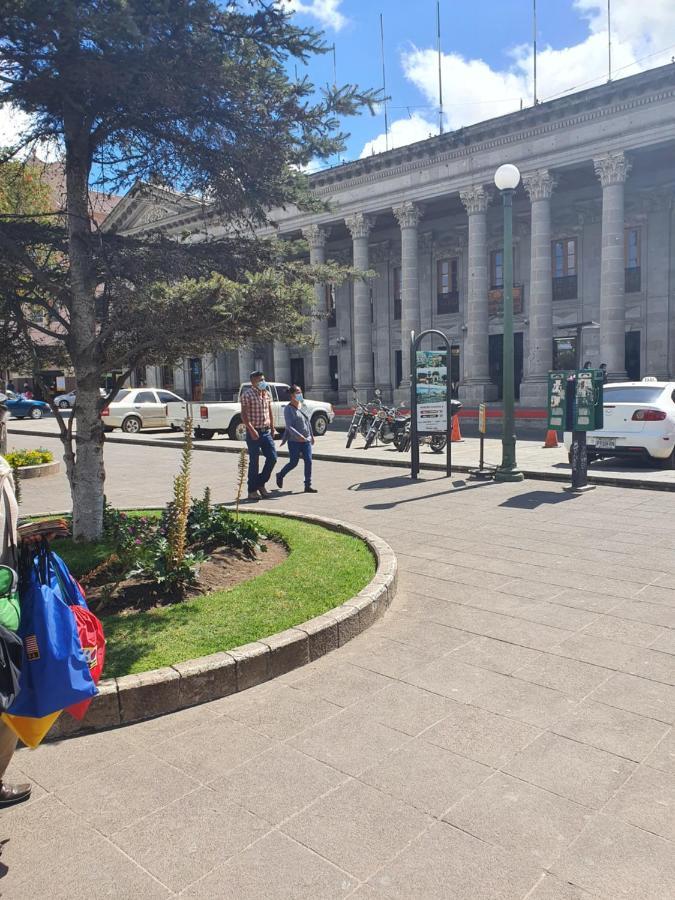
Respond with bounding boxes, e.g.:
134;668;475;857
469;402;493;480
410;330;453;479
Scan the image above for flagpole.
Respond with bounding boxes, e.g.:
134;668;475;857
533;0;538;105
380;13;389;151
437;1;444;134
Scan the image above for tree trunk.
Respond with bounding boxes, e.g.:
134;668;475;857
64;112;105;542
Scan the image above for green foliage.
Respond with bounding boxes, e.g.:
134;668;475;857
5;447;53;467
187;494;266;560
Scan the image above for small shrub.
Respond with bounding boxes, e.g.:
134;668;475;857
5;447;53;467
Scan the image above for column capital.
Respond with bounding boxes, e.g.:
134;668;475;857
302;223;331;249
460;184;491;215
593;151;632;188
522;169;556;202
393;201;423;229
345;212;375;241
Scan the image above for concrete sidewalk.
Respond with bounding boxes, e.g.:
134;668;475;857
1;439;673;898
9;418;675;491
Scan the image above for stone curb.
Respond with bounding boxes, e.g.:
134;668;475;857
10;425;674;492
46;509;397;741
12;460;61;479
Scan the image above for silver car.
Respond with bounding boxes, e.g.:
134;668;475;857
102;388;185;433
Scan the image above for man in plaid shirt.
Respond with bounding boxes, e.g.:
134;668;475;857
241;370;277;500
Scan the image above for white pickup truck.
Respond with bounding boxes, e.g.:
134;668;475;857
167;382;335;441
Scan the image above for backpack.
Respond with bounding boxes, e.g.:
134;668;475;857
0;624;22;713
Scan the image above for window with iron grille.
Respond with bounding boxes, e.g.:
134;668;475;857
437;258;459;314
393;266;402;320
551;238;578;300
625;227;641;293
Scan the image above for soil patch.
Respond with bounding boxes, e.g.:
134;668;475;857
82;539;288;615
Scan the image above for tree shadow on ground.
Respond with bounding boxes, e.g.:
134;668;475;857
499;490;580;509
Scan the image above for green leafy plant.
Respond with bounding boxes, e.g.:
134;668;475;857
187;499;266;560
165;412;193;577
5;447;53;467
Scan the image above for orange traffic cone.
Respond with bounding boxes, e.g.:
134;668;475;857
451;415;463;442
542;429;559;448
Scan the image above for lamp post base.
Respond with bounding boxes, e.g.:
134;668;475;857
494;467;524;483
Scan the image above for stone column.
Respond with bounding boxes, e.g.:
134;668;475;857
238;348;255;385
459;185;497;404
594;151;631;380
520;170;556;407
346;213;375;394
302;224;332;398
393;201;423;393
273;342;291;385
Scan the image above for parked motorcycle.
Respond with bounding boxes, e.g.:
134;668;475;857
394;399;462;453
364;401;397;449
346;389;381;448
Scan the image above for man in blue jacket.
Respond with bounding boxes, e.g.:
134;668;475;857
276;385;317;493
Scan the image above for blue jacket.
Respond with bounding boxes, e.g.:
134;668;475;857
282;404;312;442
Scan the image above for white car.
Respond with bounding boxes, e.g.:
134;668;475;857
101;387;186;433
564;379;675;468
54;388;106;409
167;382;334;441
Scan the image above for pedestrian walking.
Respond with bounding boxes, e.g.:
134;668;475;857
276;385;317;494
240;370;277;500
599;363;608;384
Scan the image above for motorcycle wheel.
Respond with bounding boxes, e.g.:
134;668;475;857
429;435;447;453
346;425;357;449
364;425;379;450
380;425;395;444
393;432;407;452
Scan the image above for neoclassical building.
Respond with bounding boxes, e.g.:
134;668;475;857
103;63;675;407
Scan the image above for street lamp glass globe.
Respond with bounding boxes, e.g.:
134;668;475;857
494;163;521;191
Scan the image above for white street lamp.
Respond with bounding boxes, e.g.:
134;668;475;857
494;163;521;192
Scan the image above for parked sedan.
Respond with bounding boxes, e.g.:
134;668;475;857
55;388;106;409
6;391;50;420
101;388;186;433
564;380;675;467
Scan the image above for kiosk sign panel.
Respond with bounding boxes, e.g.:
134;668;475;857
415;350;447;433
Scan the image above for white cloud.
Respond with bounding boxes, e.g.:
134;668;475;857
359;0;675;157
0;103;32;151
283;0;347;32
359;113;437;158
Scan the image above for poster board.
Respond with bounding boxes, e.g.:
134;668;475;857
547;371;567;430
415;350;447;433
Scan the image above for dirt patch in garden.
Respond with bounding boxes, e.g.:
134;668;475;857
81;539;288;615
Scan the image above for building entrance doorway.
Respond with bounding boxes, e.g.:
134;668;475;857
290;357;305;390
489;332;523;400
625;331;640;381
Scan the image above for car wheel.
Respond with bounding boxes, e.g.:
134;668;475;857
312;413;329;437
228;416;246;441
30;407;43;420
121;415;142;434
195;427;215;440
58;400;70;409
657;449;675;470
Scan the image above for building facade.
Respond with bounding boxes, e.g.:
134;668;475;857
103;64;675;407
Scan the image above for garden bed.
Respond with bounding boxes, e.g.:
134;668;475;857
55;511;376;678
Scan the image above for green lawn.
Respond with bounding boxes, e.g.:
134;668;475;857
54;513;375;678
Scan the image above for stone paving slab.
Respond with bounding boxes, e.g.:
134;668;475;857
3;437;674;898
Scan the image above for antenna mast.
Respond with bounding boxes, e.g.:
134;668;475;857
380;13;390;151
437;1;444;134
607;0;612;81
533;0;538;105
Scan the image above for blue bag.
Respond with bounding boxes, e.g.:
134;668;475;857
8;545;97;719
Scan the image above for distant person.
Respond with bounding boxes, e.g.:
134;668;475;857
240;370;277;500
582;360;592;369
6;381;15;394
599;363;608;384
21;384;33;400
276;385;317;494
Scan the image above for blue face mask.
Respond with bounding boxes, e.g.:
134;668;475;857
257;380;269;391
294;393;304;403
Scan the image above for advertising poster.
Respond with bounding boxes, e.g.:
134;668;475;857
415;350;447;433
547;371;567;430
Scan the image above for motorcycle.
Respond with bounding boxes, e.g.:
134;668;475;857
394;399;462;454
364;401;397;449
345;389;381;448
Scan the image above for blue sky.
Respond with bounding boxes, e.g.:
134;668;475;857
284;0;675;165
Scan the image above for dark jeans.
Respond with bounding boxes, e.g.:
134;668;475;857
279;440;312;487
246;430;277;493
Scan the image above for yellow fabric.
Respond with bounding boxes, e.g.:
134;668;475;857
1;710;62;749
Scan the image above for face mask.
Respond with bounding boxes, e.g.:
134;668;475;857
257;380;269;391
294;393;304;403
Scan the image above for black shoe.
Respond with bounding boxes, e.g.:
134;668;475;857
275;473;283;489
304;486;318;493
0;782;31;808
258;486;270;498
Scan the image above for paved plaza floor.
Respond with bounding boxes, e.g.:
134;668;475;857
1;436;674;898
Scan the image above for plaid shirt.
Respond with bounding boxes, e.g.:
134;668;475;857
240;386;273;429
